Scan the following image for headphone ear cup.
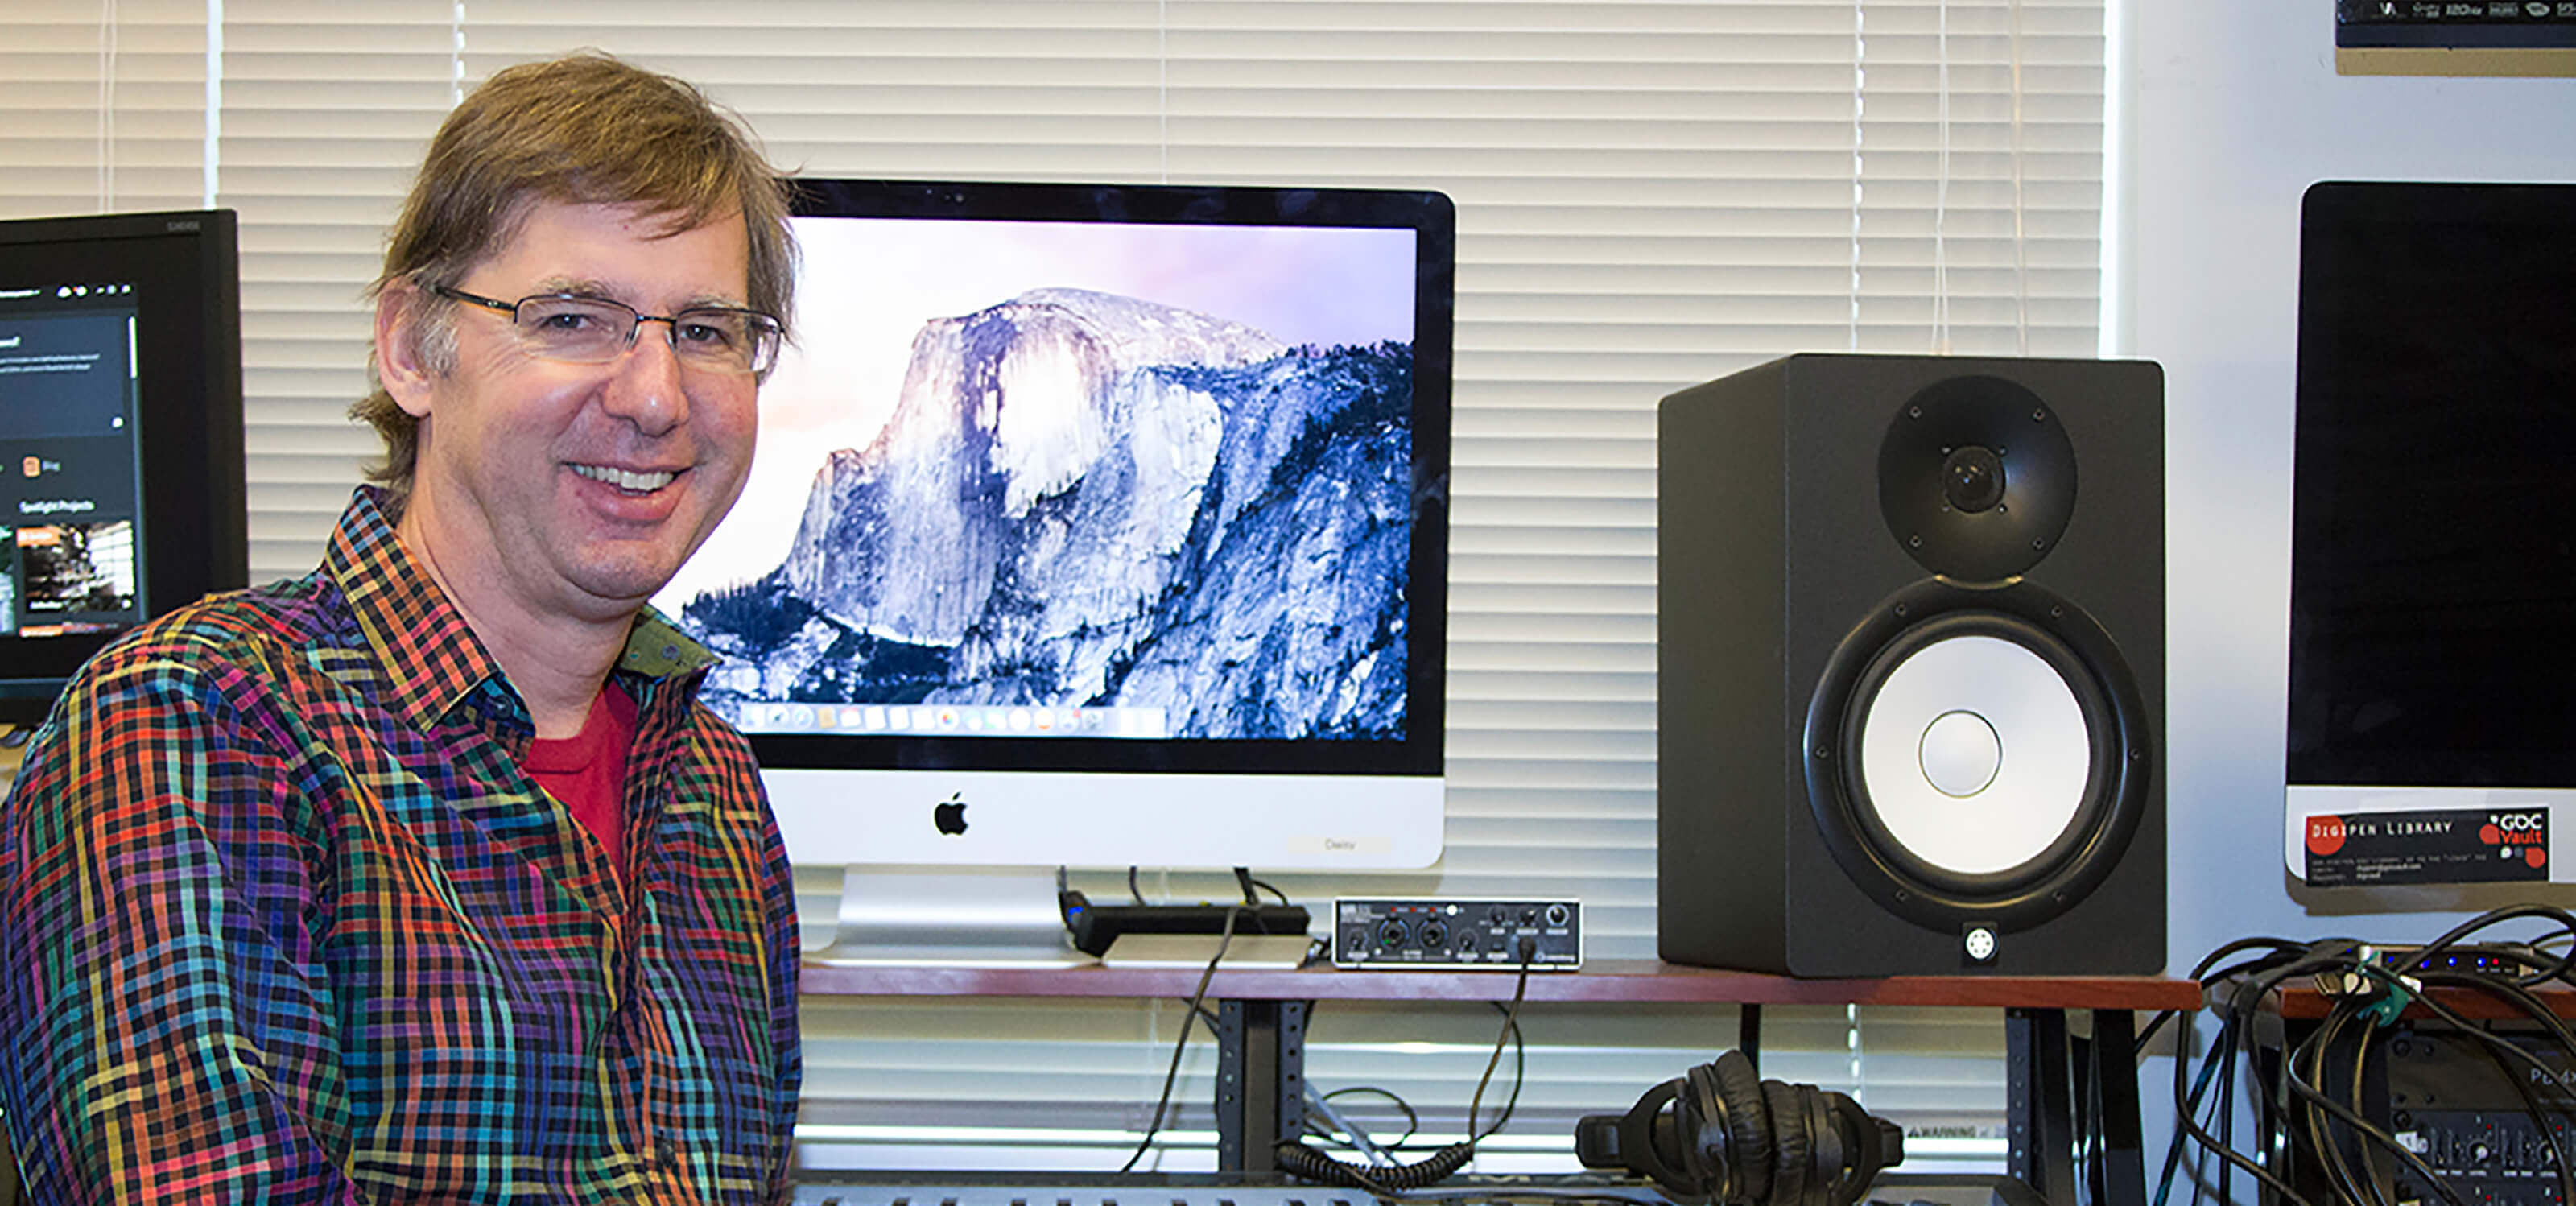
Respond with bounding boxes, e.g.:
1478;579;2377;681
1706;1051;1773;1205
1761;1081;1812;1206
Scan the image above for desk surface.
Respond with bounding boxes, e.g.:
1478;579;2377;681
801;956;2202;1010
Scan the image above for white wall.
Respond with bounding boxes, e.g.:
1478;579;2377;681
2131;0;2576;972
2127;3;2576;1193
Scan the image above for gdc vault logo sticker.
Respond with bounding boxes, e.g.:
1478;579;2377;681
2480;812;2549;870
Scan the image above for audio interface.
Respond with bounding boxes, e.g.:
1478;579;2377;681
1331;898;1581;969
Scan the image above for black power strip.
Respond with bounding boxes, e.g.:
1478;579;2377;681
2367;942;2543;977
1058;890;1311;957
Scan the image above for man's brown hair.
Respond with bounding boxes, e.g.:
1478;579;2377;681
354;52;795;518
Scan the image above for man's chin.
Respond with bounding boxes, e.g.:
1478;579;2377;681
562;551;690;621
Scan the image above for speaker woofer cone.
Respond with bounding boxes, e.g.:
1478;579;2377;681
1801;580;2153;932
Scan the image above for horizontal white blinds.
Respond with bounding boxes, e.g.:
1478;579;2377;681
1;0;2102;1173
215;7;460;572
0;2;208;218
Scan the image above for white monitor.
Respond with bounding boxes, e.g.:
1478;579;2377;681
654;179;1453;903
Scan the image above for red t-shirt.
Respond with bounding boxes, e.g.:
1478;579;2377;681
523;682;637;882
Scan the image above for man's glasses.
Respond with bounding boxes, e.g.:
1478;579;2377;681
431;285;783;377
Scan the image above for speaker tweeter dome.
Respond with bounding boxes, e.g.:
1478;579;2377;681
1876;374;2078;584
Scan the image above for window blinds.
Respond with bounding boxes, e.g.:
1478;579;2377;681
0;0;2102;1174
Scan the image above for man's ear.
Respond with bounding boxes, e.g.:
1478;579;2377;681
375;279;439;419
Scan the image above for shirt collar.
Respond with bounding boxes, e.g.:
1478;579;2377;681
325;486;723;731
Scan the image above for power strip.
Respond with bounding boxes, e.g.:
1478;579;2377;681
1059;891;1310;958
1331;898;1581;969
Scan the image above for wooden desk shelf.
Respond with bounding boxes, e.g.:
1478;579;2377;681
803;958;2196;1206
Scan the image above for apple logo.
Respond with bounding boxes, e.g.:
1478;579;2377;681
932;791;968;836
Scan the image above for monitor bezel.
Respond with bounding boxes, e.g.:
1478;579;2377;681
0;209;248;723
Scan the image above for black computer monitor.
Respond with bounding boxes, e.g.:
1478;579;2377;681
2286;181;2576;888
0;209;247;728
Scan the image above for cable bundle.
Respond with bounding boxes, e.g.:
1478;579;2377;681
2150;905;2576;1206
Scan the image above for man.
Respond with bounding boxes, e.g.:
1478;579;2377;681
0;53;802;1204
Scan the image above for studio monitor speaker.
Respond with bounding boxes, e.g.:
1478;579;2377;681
1657;353;2165;977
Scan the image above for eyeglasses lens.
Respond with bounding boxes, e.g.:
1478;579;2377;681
512;296;778;374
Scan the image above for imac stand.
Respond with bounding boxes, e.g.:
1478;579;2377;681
805;865;1092;967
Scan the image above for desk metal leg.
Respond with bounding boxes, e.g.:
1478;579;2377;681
2087;1008;2145;1206
1216;1000;1309;1175
2009;1008;2147;1206
2009;1008;2080;1206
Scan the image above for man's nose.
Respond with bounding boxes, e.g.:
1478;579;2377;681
601;317;691;433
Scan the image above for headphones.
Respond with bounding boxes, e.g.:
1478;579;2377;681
1573;1051;1905;1206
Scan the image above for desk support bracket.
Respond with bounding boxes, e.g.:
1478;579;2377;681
2008;1007;2145;1206
1217;1000;1308;1173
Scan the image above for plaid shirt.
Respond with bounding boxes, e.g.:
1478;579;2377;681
0;488;802;1204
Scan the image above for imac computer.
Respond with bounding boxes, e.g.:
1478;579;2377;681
0;209;248;729
651;179;1454;957
2285;181;2576;890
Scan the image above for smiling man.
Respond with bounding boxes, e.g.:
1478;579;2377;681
0;54;803;1204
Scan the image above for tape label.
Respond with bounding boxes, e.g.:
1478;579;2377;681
2303;807;2549;887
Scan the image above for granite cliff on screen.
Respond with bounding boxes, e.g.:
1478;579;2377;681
682;287;1414;741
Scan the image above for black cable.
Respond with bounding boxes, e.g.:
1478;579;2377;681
1463;952;1535;1143
2276;1039;2470;1206
2209;947;2336;1206
2288;1004;2393;1206
1274;1136;1473;1192
1240;869;1293;907
1118;904;1242;1173
2137;938;2311;1058
1279;940;1538;1193
1305;1085;1422;1152
2151;1019;2232;1206
2207;1016;2306;1206
2157;940;2343;1206
2161;909;2576;1206
2334;1007;2393;1206
1476;999;1527;1141
2165;947;2307;1206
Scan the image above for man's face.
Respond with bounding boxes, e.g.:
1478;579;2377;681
387;200;760;629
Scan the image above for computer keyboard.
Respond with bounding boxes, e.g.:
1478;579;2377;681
789;1173;1658;1206
790;1172;2034;1206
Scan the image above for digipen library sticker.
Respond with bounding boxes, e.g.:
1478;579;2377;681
2304;808;2549;887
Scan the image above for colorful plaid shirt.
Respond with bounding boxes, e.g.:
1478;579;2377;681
0;487;803;1204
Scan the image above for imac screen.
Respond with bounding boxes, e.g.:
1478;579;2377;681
654;180;1452;869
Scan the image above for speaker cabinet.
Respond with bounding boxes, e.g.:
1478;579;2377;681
1657;353;2165;977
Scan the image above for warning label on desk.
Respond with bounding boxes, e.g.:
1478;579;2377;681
2302;807;2549;887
